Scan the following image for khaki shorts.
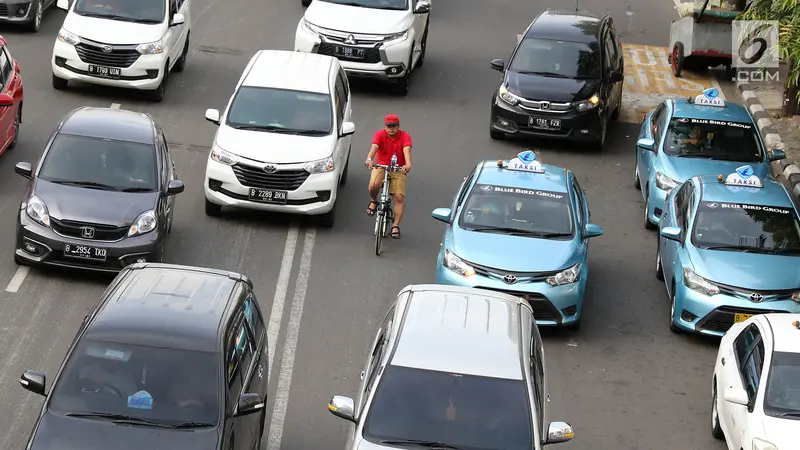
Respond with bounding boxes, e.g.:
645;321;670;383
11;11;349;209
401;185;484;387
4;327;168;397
370;167;407;196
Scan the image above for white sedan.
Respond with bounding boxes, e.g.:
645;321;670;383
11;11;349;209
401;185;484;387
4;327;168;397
711;313;800;450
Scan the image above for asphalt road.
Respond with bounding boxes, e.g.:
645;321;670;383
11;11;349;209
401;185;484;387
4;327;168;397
0;0;738;448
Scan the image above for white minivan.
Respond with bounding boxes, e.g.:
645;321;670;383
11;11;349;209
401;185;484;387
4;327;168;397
51;0;191;102
203;50;355;227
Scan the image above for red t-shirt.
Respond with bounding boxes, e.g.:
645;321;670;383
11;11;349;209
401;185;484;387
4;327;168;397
372;129;412;166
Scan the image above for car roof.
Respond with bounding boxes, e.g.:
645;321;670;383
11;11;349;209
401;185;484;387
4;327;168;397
391;285;526;380
525;9;603;43
60;107;156;144
85;264;246;353
242;50;334;94
696;175;794;208
763;314;800;353
672;98;753;123
475;160;569;193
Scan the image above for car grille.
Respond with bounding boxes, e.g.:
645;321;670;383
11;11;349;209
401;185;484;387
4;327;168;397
75;42;140;68
51;218;129;242
479;288;561;323
470;261;560;283
232;164;310;191
697;306;789;333
0;4;8;17
317;43;382;64
716;283;798;302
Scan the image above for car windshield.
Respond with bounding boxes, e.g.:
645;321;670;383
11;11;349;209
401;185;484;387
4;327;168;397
38;134;158;192
692;201;800;254
226;87;333;135
317;0;407;10
363;365;533;449
664;117;763;162
509;37;600;79
73;0;165;23
459;184;573;237
764;351;800;419
48;339;220;426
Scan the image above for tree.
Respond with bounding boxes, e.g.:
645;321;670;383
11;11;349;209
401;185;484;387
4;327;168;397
738;0;800;116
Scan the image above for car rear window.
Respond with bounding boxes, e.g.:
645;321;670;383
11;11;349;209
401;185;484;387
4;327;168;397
764;351;800;419
664;117;763;162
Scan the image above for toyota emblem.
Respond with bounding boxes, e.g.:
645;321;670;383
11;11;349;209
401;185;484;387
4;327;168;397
80;227;96;239
502;274;517;285
539;101;551;110
345;34;356;45
749;293;764;303
101;45;113;53
264;165;277;174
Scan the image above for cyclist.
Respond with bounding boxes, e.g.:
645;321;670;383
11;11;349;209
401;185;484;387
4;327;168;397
365;114;412;239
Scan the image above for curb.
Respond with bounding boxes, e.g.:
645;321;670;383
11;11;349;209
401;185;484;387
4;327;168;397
735;81;800;200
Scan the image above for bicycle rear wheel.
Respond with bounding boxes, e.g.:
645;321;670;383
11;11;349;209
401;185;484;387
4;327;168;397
375;214;384;256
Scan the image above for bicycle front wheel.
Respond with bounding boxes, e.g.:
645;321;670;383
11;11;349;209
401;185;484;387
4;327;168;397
375;215;384;256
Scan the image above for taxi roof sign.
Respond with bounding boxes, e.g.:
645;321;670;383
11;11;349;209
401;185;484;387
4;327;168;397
721;165;763;188
503;150;544;173
694;88;725;107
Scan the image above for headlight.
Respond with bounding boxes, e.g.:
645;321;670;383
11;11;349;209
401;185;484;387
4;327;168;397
655;171;679;191
683;267;719;296
304;157;335;174
128;210;157;237
26;196;51;227
57;28;80;46
574;94;600;112
752;438;778;450
136;40;164;55
546;263;581;286
442;249;476;277
498;84;521;106
210;146;239;166
301;18;321;35
384;30;409;43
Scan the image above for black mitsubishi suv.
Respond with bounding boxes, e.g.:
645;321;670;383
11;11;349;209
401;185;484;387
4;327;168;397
489;9;624;149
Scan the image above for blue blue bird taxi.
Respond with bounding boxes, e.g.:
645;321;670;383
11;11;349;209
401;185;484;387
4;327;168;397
656;165;800;336
430;151;604;329
635;88;786;231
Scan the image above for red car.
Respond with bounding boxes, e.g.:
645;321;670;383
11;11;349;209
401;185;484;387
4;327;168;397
0;35;22;156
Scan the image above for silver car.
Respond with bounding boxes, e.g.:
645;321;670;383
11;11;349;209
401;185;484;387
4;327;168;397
327;284;575;449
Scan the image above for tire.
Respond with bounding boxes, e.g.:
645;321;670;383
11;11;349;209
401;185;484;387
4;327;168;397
671;42;685;78
566;318;581;330
594;118;607;150
14;253;27;266
711;382;724;440
644;187;657;230
655;240;664;281
26;0;42;32
416;25;428;68
205;198;222;217
339;149;349;186
173;34;189;73
393;52;412;96
301;0;311;5
150;64;169;102
8;107;20;150
669;284;682;333
634;164;641;190
374;215;385;256
490;128;504;140
318;204;336;228
52;73;68;90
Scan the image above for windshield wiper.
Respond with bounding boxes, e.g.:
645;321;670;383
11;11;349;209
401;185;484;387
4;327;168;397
50;180;119;191
703;245;769;253
64;412;164;426
677;152;715;159
169;421;215;429
517;71;569;78
234;125;328;135
120;187;153;192
778;411;800;417
467;226;524;234
467;227;570;238
525;231;573;238
331;1;366;6
377;439;464;449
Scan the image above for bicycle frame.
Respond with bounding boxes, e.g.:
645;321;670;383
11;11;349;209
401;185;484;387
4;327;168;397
372;157;402;254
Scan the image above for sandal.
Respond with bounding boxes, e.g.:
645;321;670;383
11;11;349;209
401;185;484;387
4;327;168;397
366;201;378;217
390;226;401;239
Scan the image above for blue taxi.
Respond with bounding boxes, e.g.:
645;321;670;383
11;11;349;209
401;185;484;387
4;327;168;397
430;151;604;329
656;166;800;336
635;88;786;230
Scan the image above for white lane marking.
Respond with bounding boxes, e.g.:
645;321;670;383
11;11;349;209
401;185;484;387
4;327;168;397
266;225;299;381
5;266;30;292
110;103;121;109
266;228;316;450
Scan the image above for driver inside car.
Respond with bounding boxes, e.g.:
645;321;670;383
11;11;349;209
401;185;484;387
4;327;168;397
77;359;138;398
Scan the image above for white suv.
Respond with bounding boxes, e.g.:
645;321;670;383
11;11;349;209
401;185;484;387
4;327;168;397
203;50;355;227
51;0;191;102
294;0;431;96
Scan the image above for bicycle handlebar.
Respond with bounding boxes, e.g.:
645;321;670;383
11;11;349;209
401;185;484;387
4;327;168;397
372;164;405;172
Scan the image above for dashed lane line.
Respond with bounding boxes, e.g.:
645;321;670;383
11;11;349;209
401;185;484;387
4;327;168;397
5;267;30;293
267;225;299;381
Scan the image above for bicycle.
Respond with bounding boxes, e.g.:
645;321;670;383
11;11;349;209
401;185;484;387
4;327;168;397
371;154;404;256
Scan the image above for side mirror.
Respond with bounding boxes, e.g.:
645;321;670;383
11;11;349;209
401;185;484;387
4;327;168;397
637;137;655;151
660;226;681;242
609;71;624;83
723;387;749;406
490;59;505;72
56;0;68;10
327;395;356;423
15;162;32;179
769;149;786;161
340;121;355;137
20;370;46;396
205;108;220;125
431;207;452;224
170;13;185;26
544;421;574;445
413;0;430;14
234;393;265;417
582;223;603;238
166;180;185;195
0;93;13;107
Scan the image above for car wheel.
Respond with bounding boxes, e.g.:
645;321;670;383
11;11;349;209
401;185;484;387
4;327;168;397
644;187;657;230
318;205;336;228
150;64;169;102
489;128;504;140
393;51;412;96
26;0;42;32
566;318;581;330
594;118;607;150
14;253;27;266
669;284;682;333
655;240;664;281
711;382;725;439
671;42;685;78
339;151;349;186
173;34;189;73
634;164;641;190
301;0;312;5
205;198;222;217
52;73;68;90
417;24;428;68
9;107;21;150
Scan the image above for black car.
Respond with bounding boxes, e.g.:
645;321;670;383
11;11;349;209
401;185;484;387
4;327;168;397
0;0;57;32
14;107;185;272
19;263;270;450
489;9;624;148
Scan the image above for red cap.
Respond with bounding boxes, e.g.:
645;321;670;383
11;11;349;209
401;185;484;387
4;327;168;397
384;114;400;125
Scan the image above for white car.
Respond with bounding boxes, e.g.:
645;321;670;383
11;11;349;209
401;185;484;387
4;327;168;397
711;313;800;450
294;0;431;95
51;0;191;102
203;50;355;227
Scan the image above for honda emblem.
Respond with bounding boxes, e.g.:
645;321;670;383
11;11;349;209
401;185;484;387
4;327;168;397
539;101;551;110
80;227;96;239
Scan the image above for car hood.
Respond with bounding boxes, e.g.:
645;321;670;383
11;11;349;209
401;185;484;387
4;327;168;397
760;416;798;448
34;179;157;227
660;156;769;182
451;227;576;272
63;13;166;45
689;247;800;290
505;71;600;103
29;413;220;450
304;1;412;35
214;124;336;164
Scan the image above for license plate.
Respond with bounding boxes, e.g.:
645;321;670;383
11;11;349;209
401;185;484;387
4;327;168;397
249;188;287;204
88;64;121;79
734;313;754;323
333;46;365;59
529;117;561;130
64;243;107;261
